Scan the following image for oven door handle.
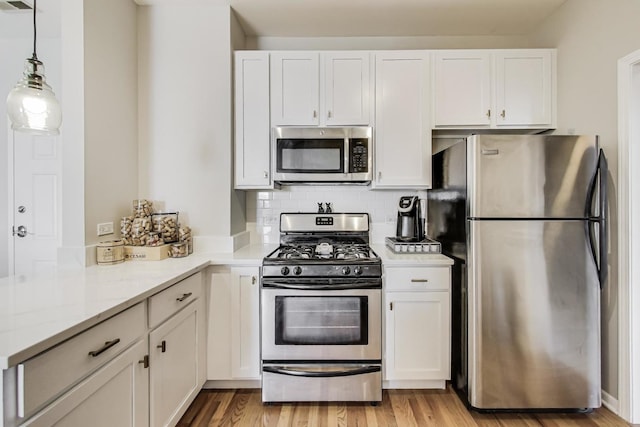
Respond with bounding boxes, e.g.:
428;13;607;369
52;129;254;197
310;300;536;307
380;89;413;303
263;365;381;378
261;281;380;290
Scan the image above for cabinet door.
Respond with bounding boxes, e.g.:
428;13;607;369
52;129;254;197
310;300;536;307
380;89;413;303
374;52;432;188
433;51;491;127
271;52;319;126
22;339;149;427
385;292;450;381
206;266;260;381
494;50;554;127
230;266;260;379
149;300;202;427
235;51;271;189
324;52;370;125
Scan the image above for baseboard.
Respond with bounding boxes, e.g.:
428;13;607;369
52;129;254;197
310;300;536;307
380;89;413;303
383;379;446;389
602;389;620;414
203;380;261;389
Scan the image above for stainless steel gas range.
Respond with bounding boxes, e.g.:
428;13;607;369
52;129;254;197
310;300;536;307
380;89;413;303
260;212;382;403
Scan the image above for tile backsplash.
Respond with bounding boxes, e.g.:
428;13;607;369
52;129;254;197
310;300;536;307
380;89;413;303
246;186;426;244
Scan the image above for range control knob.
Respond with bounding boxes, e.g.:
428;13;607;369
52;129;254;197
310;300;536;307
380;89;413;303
353;266;363;276
280;267;290;276
342;266;351;275
293;266;302;276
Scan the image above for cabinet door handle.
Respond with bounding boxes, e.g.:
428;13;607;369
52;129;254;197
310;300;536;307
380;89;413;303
157;340;166;353
328;110;332;119
411;279;429;283
138;355;149;369
88;338;120;358
313;110;317;118
500;110;506;118
378;171;382;181
176;292;192;302
390;302;393;311
486;109;491;119
263;171;268;179
252;276;257;285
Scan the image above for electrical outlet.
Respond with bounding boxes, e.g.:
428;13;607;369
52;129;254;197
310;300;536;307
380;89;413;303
97;222;114;236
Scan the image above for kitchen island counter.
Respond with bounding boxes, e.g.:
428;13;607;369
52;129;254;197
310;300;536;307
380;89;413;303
0;244;276;370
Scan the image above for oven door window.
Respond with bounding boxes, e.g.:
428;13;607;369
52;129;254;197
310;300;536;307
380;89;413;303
276;139;345;173
275;296;368;345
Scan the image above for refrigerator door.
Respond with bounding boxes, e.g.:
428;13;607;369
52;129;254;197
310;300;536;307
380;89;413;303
467;219;601;409
468;135;599;219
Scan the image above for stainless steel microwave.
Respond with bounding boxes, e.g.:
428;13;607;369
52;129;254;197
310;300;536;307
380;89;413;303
272;127;372;184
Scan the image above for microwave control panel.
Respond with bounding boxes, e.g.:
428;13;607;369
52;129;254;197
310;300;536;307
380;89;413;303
349;139;369;173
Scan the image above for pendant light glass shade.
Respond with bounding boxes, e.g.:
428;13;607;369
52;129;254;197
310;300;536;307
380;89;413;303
6;0;62;136
6;57;62;135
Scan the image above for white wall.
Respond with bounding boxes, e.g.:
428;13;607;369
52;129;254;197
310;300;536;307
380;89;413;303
83;0;138;247
530;0;640;401
138;3;235;246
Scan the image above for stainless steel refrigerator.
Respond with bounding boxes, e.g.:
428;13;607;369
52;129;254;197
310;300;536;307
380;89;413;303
428;134;607;411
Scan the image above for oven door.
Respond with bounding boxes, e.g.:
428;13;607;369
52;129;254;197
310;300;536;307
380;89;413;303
273;137;348;182
261;281;381;361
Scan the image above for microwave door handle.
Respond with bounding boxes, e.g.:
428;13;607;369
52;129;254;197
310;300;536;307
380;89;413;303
263;365;381;378
344;138;350;175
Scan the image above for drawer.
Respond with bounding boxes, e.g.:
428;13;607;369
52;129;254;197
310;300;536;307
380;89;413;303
149;272;202;329
17;302;146;419
384;266;450;292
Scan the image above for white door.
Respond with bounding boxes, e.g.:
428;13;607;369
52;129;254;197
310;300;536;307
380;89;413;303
270;52;320;126
231;266;260;379
10;131;60;276
324;52;371;125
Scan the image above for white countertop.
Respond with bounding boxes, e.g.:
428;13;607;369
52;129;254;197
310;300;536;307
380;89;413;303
0;244;276;370
0;242;451;370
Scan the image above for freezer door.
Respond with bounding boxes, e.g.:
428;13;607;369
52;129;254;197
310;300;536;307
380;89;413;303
468;135;599;218
467;220;601;409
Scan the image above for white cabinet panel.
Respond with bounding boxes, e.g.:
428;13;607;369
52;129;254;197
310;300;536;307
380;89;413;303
149;301;201;427
235;51;271;189
207;266;260;381
495;50;553;127
324;52;370;125
384;291;450;381
271;52;320;126
433;51;491;127
22;339;149;427
374;52;431;189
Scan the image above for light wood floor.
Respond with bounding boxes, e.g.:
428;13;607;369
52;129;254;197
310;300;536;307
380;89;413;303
177;387;632;427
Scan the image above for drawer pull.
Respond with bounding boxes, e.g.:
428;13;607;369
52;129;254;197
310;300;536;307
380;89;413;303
411;279;429;283
88;338;120;358
138;355;149;369
157;340;167;353
176;292;193;302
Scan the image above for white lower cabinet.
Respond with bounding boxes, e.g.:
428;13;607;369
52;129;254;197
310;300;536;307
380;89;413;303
6;272;206;427
383;266;451;388
22;339;149;427
207;266;260;382
149;299;204;427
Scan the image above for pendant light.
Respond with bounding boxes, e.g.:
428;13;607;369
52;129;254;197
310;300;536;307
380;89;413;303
6;0;62;136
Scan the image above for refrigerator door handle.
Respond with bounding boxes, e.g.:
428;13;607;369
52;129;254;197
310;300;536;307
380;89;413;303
598;149;609;286
586;149;609;288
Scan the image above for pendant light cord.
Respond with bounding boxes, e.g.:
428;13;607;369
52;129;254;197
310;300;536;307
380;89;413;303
32;0;37;60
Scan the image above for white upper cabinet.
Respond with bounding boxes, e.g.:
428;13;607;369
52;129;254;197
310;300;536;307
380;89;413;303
323;52;371;125
270;52;371;126
374;51;431;189
234;51;271;189
494;50;554;128
433;49;556;129
433;50;492;127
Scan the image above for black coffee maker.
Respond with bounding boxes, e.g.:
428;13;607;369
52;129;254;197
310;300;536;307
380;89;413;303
396;195;425;242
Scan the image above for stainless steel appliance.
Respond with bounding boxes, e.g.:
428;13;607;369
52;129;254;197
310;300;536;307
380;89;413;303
272;127;372;184
428;134;608;411
395;195;424;241
261;213;382;403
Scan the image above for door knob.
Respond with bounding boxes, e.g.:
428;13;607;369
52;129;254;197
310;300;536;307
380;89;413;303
13;225;28;238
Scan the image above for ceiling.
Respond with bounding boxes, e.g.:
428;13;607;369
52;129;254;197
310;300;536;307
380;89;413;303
230;0;568;37
0;0;568;40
